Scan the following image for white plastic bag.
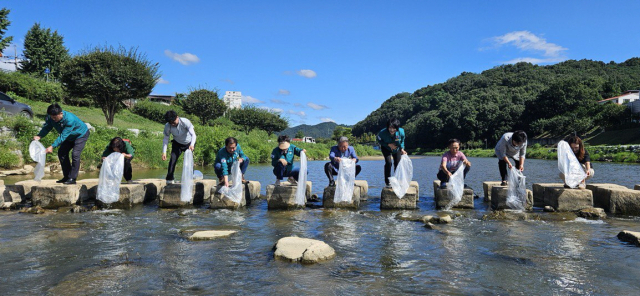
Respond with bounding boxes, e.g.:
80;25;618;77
181;150;194;202
557;140;587;188
218;161;243;204
294;151;307;206
506;166;527;210
193;170;203;180
97;152;124;204
29;141;46;181
335;158;356;203
445;163;466;210
388;155;413;199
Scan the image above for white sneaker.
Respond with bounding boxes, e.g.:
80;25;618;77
288;176;297;185
167;180;174;184
275;179;281;186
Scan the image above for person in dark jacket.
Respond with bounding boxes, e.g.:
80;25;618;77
101;137;135;183
560;135;594;189
33;103;90;185
324;136;361;186
271;135;306;186
214;137;250;187
377;118;407;187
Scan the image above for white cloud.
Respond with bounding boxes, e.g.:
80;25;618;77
259;106;284;113
221;79;235;84
307;102;328;110
270;99;289;104
242;95;263;104
278;89;291;95
319;117;335;123
293;103;304;108
164;50;200;65
156;77;169;84
487;31;568;64
296;69;317;78
288;110;306;118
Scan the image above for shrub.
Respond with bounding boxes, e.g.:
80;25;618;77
0;71;65;102
132;100;200;125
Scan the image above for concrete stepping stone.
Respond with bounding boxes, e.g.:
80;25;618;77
189;230;236;240
273;237;335;263
543;187;593;212
266;181;311;200
322;185;361;209
354;180;369;200
608;188;640;215
32;184;81;209
482;181;502;202
96;183;145;209
532;183;563;208
267;183;310;209
380;186;418;209
586;183;629;210
210;184;247;209
490;186;533;211
434;186;474;209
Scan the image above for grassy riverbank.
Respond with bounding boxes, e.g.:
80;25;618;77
0;95;381;170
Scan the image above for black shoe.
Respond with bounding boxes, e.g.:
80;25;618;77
56;177;69;183
63;178;76;185
329;180;335;187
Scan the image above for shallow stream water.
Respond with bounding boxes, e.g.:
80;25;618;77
1;156;640;295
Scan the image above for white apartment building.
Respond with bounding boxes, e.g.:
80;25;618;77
223;91;242;109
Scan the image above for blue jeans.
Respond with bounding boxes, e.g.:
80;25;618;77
273;162;301;181
214;158;250;178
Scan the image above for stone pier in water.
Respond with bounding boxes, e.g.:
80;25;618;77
533;183;593;212
380;181;419;209
210;180;261;209
267;182;312;210
490;186;533;211
322;185;361;209
432;180;474;209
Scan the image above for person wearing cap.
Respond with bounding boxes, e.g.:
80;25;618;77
325;136;361;186
33;103;90;185
494;130;527;186
271;135;306;186
162;110;196;184
215;137;250;187
377;118;407;187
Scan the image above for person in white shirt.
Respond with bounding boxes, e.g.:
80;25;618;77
162;110;196;184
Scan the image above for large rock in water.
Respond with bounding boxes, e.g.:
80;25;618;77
267;184;307;209
1;186;22;209
135;179;167;203
273;237;336;263
490;186;533;211
635;185;640;190
410;181;420;197
532;183;564;208
483;181;502;202
189;230;236;240
244;180;261;201
210;184;247;209
380;186;418;209
543;187;593;212
76;178;100;202
32;184;81;209
354;180;369;200
14;179;58;201
266;181;312;200
586;183;628;210
194;179;217;205
618;230;640;247
323;186;361;209
158;183;193;208
608;189;640;216
96;183;145;209
434;186;474;209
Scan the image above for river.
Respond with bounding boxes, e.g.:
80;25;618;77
1;156;639;295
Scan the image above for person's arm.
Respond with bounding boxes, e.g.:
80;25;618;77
399;129;405;150
440;154;451;175
329;147;337;162
377;131;389;151
188;123;196;150
519;141;527;159
51;125;73;148
36;117;53;139
351;146;359;163
519;157;525;171
101;145;111;158
461;152;471;166
495;135;507;159
126;141;135;158
271;149;279;167
162;125;170;154
294;146;303;156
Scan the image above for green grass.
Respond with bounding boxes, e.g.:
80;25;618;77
586;127;640;145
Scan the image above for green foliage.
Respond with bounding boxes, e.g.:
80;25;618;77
295;130;304;138
132;100;199;125
0;149;19;168
0;8;13;54
332;126;352;141
228;105;288;135
353;59;640;149
0;71;65;102
19;23;70;79
278;122;340;139
182;88;225;125
60;45;160;125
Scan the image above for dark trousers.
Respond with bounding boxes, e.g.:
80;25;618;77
324;162;362;181
214;158;250;178
382;149;401;185
124;157;133;181
166;140;191;181
273;162;301;181
58;130;89;179
498;159;521;181
437;166;470;183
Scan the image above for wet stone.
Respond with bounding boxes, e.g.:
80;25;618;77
577;207;607;219
19;205;46;214
380;186;418;210
194;179;217;205
586;183;628;210
323;186;361;209
32;184;81;209
210;185;247;209
266;181;312;200
635;185;640;191
434;187;474;209
543;206;555;212
482;210;541;221
158;183;194;208
244;181;261;201
268;184;307;210
96;183;145;209
608;189;640;216
483;181;502;202
273;237;336;264
543;187;593;212
490;187;533;211
189;230;237;240
532;183;563;208
354;180;369;200
76;178;100;202
134;179;167;203
617;230;640;247
14;179;58;201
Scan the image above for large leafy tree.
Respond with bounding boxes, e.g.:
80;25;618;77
182;88;226;125
229;105;288;135
60;46;160;125
20;23;69;79
0;8;13;54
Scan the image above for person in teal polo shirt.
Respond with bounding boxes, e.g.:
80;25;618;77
33;103;90;185
271;135;306;186
377;118;407;187
101;137;135;183
214;137;250;187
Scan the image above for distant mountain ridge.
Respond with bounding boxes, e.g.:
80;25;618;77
277;122;350;139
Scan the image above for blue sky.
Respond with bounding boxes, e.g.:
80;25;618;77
2;1;639;126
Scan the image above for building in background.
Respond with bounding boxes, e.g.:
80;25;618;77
598;90;639;105
223;91;242;109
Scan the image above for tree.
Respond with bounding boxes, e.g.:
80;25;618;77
182;88;225;125
0;8;12;54
19;23;69;79
295;130;304;139
228;105;288;135
60;46;160;125
332;126;352;140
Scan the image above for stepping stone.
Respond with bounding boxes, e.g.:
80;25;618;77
96;183;145;209
1;186;22;209
543;187;593;212
490;186;533;211
268;183;311;209
434;187;474;209
194;179;217;205
266;181;312;200
189;230;236;240
483;181;502;202
32;184;81;209
380;186;418;209
273;237;336;263
586;183;628;210
608;188;640;215
322;186;361;209
244;180;262;201
76;178;100;202
134;179;167;203
14;179;58;201
532;183;563;208
636;185;640;190
210;184;247;209
410;181;420;197
158;183;194;208
354;180;369;200
618;230;640;247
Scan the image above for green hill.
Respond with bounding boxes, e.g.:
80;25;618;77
353;58;640;149
277;122;348;139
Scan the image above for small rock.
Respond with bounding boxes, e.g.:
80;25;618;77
424;222;436;229
618;230;640;247
395;213;426;222
577;207;606;219
189;230;237;240
544;206;555;212
308;194;320;202
1;202;16;210
424;214;452;224
274;237;335;263
23;165;34;173
72;205;88;213
19;206;46;214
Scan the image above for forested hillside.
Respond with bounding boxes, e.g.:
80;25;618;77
277;122;340;139
353;58;640;149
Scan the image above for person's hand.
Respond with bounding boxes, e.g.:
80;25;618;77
33;136;41;141
447;171;452;177
388;143;397;150
302;149;307;154
401;149;407;155
238;158;244;163
335;157;341;163
519;165;524;172
162;153;167;161
507;162;513;169
464;160;471;167
279;158;288;165
45;146;53;154
223;180;229;187
123;153;132;159
189;145;194;151
586;169;591;176
101;157;106;160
